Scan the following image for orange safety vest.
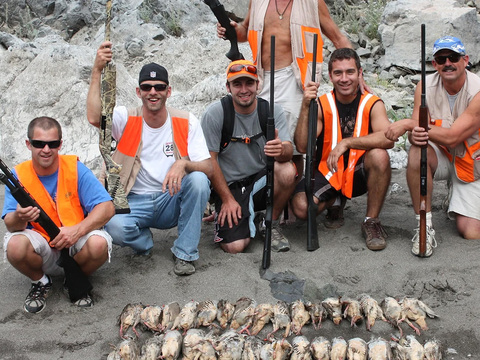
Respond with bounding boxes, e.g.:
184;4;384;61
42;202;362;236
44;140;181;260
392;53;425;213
427;71;480;183
247;0;323;90
112;106;190;195
15;155;84;244
318;91;380;198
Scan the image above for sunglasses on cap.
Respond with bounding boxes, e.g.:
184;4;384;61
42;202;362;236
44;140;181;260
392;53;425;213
139;83;168;92
29;139;61;149
228;64;258;75
434;53;463;65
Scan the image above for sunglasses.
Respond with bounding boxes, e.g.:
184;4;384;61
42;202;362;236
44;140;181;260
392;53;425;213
139;83;168;92
30;139;61;149
434;53;463;65
228;64;258;75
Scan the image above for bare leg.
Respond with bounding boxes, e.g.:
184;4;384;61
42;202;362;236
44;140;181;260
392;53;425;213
73;235;108;276
272;161;297;220
6;235;44;281
406;144;438;215
220;238;250;254
456;215;480;239
364;149;391;218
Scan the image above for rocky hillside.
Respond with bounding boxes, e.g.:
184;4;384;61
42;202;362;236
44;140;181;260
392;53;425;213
0;0;479;170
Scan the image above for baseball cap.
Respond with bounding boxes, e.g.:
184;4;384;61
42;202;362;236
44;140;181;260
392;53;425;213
226;60;258;82
432;36;466;56
139;63;169;84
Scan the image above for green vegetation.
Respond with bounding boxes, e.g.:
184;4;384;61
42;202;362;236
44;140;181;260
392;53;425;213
332;0;391;41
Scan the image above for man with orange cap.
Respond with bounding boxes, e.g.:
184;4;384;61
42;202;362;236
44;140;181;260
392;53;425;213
201;60;296;253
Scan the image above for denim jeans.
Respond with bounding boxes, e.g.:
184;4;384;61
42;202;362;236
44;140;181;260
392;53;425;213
105;171;210;261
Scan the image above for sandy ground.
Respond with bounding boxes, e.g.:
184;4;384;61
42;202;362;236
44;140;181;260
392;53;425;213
0;168;479;359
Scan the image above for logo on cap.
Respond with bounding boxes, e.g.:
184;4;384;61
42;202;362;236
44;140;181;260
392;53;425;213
150;71;156;78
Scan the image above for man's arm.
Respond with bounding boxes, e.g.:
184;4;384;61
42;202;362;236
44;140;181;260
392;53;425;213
327;101;394;172
162;158;212;196
317;0;351;49
294;81;323;154
86;41;113;128
216;0;251;43
428;92;480;148
49;201;115;250
4;204;40;233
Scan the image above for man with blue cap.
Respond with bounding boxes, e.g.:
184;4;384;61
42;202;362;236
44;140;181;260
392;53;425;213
386;36;480;256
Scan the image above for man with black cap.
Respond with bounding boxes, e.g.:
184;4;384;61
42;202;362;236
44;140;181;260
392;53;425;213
87;41;212;275
386;36;480;257
201;60;296;254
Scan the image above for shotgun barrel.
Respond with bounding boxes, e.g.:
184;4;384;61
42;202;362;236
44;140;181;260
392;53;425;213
418;24;428;257
305;34;319;251
262;36;275;269
100;0;130;214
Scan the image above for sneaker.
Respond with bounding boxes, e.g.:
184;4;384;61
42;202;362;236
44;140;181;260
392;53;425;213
411;226;437;257
63;282;94;308
324;196;347;229
173;255;196;276
24;275;52;314
361;218;387;251
271;227;290;252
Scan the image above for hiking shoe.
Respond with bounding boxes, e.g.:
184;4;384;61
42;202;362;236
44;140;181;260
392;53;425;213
254;212;266;238
24;276;52;314
411;226;437;257
271;227;290;252
324;196;347;229
173;255;195;276
63;283;94;308
361;218;387;251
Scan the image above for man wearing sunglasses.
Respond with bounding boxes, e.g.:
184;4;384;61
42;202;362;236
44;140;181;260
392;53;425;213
87;42;212;275
386;36;480;256
2;117;115;313
201;60;296;253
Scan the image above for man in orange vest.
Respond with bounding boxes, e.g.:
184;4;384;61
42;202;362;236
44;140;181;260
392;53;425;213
386;36;480;257
2;117;115;313
217;0;368;223
292;48;394;251
87;42;212;276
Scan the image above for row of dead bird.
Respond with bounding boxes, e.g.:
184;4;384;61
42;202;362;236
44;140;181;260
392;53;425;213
107;331;442;360
117;295;438;341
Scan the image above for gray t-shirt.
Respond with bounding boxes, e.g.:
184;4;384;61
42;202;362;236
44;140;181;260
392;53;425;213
201;99;292;184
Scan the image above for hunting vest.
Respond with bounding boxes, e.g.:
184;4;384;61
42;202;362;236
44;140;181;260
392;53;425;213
15;155;84;243
247;0;323;90
112;106;190;195
318;91;380;198
427;70;480;182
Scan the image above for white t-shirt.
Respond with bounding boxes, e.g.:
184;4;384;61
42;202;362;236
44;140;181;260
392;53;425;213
113;106;210;194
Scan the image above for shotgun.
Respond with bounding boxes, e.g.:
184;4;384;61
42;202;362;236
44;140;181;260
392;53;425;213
305;34;319;251
100;0;130;214
418;24;428;257
204;0;244;61
262;36;275;270
0;158;92;302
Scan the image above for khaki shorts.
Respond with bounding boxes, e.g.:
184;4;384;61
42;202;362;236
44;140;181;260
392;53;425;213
431;142;480;221
3;229;113;276
259;66;304;155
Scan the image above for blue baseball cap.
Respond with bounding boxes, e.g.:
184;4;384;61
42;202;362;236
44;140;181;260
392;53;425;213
432;36;466;56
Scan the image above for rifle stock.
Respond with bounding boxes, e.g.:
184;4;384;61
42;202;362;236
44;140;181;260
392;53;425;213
100;0;130;214
0;157;92;302
203;0;244;61
305;34;319;251
262;36;275;270
419;24;428;257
